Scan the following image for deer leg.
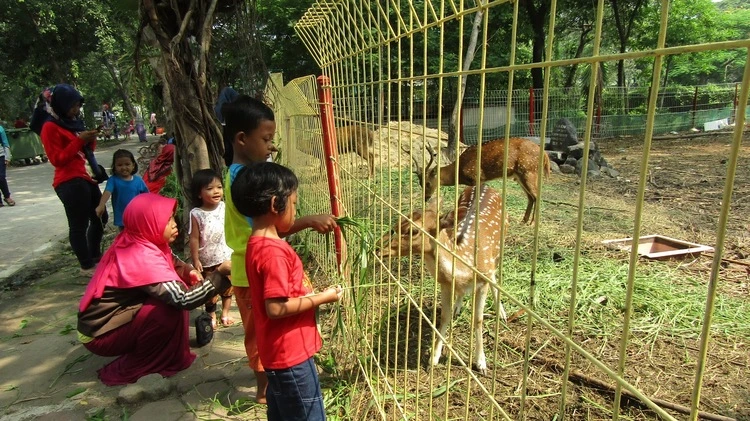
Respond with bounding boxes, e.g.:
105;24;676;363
519;173;538;224
472;282;490;375
490;272;507;322
432;284;454;367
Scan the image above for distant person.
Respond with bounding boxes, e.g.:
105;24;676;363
149;112;157;135
39;84;108;276
232;162;342;420
188;169;233;329
0;122;15;206
95;149;148;231
78;193;232;386
144;143;175;194
123;119;135;140
135;115;147;142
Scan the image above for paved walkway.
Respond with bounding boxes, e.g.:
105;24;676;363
0;135;264;420
0;135;149;280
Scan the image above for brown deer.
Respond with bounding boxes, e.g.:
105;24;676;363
379;184;508;375
411;137;551;224
336;124;375;177
298;124;375;177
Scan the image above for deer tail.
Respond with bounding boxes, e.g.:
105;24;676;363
543;152;551;178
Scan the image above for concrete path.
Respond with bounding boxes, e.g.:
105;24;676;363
0;136;150;280
0;135;265;420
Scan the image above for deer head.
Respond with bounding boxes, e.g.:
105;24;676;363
378;197;440;259
402;143;441;200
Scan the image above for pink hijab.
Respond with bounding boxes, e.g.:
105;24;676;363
79;193;181;312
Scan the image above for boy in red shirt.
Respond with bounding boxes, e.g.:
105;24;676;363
231;162;342;420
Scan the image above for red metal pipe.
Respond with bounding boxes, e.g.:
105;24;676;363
732;83;739;125
316;76;346;273
529;87;535;136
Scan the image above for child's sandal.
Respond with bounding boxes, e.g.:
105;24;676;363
221;317;235;326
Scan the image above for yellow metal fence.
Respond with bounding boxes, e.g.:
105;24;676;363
263;1;750;419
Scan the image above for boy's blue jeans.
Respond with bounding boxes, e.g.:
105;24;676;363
266;357;325;421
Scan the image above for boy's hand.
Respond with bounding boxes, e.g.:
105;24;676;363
323;285;343;303
305;214;337;234
95;204;105;217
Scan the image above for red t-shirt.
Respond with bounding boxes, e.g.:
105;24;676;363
245;236;321;370
40;122;96;188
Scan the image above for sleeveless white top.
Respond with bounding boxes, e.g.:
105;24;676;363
189;201;233;267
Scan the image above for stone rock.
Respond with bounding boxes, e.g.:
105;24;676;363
118;374;173;404
546;150;565;164
559;164;576;174
550;118;579;152
602;166;620;178
575;157;600;177
118;385;145;404
568;140;599;161
548;160;561;174
564;157;577;167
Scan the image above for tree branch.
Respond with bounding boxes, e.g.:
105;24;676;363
170;0;194;49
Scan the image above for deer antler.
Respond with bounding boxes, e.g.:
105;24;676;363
424;143;437;169
402;142;440;187
401;144;423;180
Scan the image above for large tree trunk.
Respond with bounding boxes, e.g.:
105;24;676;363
611;0;646;87
139;0;225;193
522;0;550;124
447;2;485;160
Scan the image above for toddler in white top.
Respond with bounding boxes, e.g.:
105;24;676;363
189;169;233;328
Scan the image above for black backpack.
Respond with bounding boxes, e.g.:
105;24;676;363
194;312;214;346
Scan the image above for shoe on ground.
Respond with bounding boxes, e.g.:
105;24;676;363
79;266;96;277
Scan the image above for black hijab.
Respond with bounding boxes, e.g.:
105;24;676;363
49;84;86;133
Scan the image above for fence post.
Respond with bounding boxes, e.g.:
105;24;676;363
691;86;698;129
316;75;347;273
529;87;535;136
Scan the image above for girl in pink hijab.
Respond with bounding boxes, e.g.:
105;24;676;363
77;193;231;385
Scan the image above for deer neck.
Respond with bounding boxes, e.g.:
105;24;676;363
438;163;457;186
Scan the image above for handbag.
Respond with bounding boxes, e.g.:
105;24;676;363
194;311;214;346
83;145;109;184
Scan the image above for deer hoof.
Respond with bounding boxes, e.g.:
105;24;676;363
472;363;489;377
431;354;442;367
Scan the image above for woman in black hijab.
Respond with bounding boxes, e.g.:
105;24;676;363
39;84;108;276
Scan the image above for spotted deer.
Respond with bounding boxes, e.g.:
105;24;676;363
411;137;551;224
379;184;508;375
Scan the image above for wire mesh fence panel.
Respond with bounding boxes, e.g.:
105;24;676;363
262;0;750;420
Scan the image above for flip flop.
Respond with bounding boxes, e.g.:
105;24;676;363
221;317;235;326
4;197;15;206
